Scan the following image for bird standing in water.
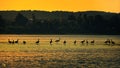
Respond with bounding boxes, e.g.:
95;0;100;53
36;39;40;45
74;40;77;45
23;41;26;44
55;38;60;43
63;40;66;45
50;39;53;45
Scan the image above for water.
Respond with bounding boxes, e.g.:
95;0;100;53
0;34;120;45
0;34;120;68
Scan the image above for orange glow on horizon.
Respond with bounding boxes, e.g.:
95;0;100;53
0;0;120;13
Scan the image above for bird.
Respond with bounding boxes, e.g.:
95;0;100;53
11;40;14;44
91;40;95;44
74;40;77;45
86;40;88;45
15;39;19;44
104;41;108;44
23;41;26;44
111;39;115;45
50;39;53;45
81;40;85;44
63;40;66;45
8;39;12;44
36;39;40;44
55;38;60;43
104;39;110;45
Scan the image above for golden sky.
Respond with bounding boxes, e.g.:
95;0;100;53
0;0;120;13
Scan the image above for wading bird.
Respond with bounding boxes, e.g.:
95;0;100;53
23;41;26;44
104;39;110;45
50;39;53;45
74;40;77;45
91;40;95;45
111;39;115;45
55;38;60;43
36;39;40;45
63;40;66;45
86;40;88;45
81;40;85;44
15;39;19;44
8;39;12;44
11;40;14;44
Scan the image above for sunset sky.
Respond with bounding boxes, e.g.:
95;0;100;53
0;0;120;13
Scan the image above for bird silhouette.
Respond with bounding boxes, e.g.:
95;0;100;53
81;40;85;44
104;39;110;45
36;39;40;45
91;40;95;44
50;39;53;45
55;38;60;43
111;39;115;45
86;40;88;45
74;40;77;45
15;39;19;44
11;40;14;44
63;40;66;45
23;41;26;44
8;39;12;44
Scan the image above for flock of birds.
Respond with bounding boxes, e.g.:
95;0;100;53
8;38;116;45
8;39;40;45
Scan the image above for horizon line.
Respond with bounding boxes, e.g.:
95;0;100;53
0;10;119;13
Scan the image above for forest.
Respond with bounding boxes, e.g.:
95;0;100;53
0;10;120;34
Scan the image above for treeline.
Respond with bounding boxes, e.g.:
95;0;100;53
0;10;120;34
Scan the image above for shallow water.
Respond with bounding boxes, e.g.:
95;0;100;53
0;34;120;45
0;34;120;68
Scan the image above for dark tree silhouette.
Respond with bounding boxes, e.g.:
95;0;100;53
0;11;120;34
68;14;76;21
0;15;5;33
31;14;36;23
93;15;106;34
15;13;28;26
109;14;120;33
77;14;83;24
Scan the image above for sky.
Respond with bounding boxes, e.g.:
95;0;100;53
0;0;120;13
